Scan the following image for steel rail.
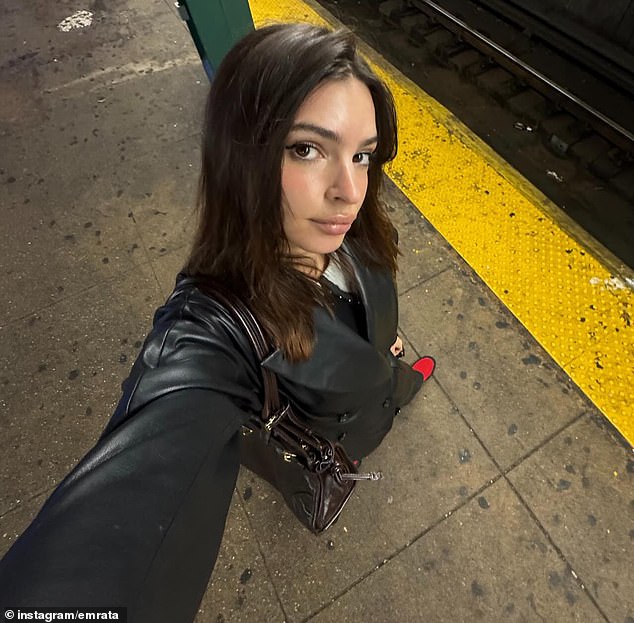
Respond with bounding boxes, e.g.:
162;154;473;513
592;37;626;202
409;0;634;147
481;0;634;89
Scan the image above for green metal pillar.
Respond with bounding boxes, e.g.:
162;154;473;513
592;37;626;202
176;0;254;79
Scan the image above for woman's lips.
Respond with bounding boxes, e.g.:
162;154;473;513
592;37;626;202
311;218;354;236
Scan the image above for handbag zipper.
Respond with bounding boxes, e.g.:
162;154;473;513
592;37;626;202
338;471;383;481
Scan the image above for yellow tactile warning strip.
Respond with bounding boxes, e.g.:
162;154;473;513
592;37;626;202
247;0;634;445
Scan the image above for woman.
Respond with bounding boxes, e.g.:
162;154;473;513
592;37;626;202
0;23;434;621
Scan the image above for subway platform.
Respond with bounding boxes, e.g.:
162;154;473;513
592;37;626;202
0;0;632;621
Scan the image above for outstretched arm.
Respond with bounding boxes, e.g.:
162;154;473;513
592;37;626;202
0;388;245;623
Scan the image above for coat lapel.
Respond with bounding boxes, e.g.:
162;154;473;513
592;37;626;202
262;243;398;395
262;305;391;395
340;240;397;354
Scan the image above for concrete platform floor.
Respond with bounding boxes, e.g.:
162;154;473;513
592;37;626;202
0;1;632;621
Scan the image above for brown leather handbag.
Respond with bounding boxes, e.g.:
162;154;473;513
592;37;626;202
207;284;382;534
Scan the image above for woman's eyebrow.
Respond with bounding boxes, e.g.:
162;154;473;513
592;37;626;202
289;122;378;147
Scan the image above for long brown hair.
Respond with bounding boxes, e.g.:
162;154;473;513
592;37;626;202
185;23;398;361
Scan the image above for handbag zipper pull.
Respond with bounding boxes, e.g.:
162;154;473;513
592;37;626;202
339;471;383;481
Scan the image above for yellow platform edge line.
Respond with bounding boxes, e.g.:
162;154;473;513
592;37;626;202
247;0;633;446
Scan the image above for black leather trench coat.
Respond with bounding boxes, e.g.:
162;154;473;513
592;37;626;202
0;244;422;622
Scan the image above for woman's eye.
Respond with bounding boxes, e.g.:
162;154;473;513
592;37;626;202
286;143;318;159
353;152;373;166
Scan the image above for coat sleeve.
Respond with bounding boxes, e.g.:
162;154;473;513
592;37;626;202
0;387;246;623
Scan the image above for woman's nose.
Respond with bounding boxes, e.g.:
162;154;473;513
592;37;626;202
328;161;366;204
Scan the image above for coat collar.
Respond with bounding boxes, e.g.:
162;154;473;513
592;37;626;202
262;242;397;394
339;240;397;354
261;306;392;394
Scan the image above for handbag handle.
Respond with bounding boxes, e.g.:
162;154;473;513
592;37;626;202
199;282;283;427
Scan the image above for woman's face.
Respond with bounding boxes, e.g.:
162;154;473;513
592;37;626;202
281;77;378;272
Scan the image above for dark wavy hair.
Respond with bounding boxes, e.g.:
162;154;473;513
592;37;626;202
185;23;398;361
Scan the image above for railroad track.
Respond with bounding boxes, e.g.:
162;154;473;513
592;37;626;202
377;0;634;202
391;0;634;147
